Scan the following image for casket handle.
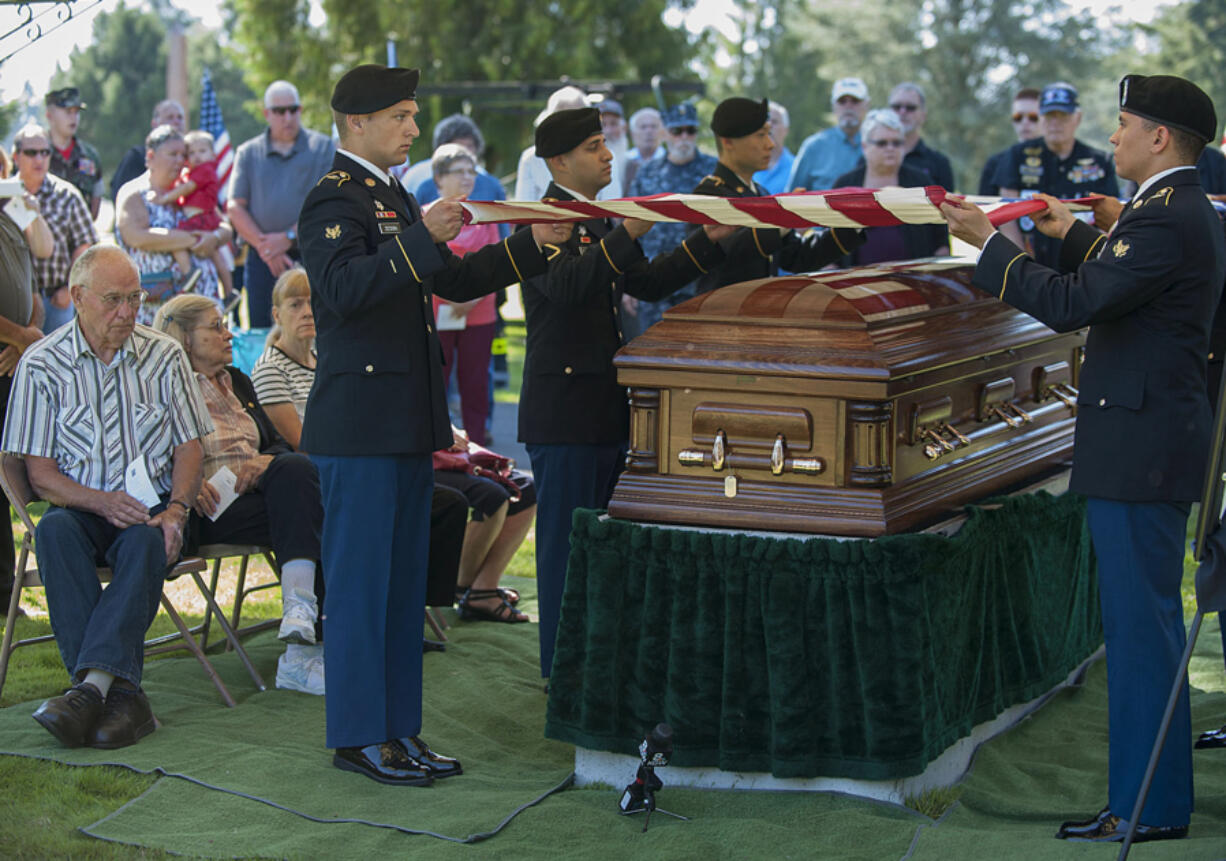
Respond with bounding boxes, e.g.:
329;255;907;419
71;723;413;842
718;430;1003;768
712;429;727;471
987;403;1030;428
1047;382;1078;409
940;422;970;445
771;434;785;476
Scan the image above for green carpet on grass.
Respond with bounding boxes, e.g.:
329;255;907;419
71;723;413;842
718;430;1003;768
5;578;1226;858
0;575;577;844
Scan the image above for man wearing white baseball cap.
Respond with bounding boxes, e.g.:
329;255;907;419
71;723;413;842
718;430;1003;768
786;76;870;192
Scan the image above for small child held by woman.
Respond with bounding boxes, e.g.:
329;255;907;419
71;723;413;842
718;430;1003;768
153;129;234;296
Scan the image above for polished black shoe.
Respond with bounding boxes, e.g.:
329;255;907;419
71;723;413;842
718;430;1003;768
32;682;104;747
396;735;462;779
88;686;157;750
1056;807;1187;842
333;742;434;786
1195;723;1226;749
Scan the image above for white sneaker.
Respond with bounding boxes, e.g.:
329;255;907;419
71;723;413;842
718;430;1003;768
275;646;325;696
278;591;317;644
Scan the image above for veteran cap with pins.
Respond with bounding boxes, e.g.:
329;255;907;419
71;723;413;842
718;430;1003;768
1119;74;1217;142
535;107;602;158
710;97;769;139
45;87;85;109
331;64;420;114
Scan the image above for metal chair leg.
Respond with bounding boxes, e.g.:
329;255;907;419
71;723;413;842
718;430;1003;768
426;608;448;642
227;554;251;652
188;570;266;691
199;556;223;650
159;593;236;708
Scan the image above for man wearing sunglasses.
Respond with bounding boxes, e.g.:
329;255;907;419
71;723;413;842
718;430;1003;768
978;87;1041;196
228;81;335;328
622;102;718;339
993;82;1118;267
12;123;97;335
887;82;954;192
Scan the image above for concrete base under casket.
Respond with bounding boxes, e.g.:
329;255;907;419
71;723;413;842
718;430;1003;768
572;647;1102;805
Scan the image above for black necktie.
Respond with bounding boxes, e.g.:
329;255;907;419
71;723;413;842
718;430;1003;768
390;176;413;212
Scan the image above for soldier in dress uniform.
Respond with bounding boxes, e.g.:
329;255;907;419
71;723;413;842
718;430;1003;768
518;107;734;681
942;74;1224;845
297;64;555;785
694;97;864;292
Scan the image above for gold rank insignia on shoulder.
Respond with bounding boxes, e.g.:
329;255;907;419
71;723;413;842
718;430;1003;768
704;175;723;186
318;170;350;187
365;178;377;187
1146;186;1173;207
1112;239;1130;259
325;224;341;240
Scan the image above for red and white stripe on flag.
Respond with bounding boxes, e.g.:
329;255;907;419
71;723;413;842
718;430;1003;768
457;187;1094;231
199;68;233;203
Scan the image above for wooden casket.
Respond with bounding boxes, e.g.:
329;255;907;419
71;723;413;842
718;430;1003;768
607;259;1086;536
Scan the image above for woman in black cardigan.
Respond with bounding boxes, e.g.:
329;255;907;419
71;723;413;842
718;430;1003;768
153;294;325;696
832;108;950;266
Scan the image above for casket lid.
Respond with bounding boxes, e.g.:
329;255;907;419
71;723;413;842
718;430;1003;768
616;258;1065;381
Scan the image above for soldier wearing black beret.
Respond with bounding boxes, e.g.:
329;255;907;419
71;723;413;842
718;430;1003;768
941;74;1224;844
298;63;556;786
693;96;863;292
518;107;735;681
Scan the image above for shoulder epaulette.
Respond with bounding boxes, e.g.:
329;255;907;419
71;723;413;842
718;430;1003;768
701;174;724;187
317;170;351;187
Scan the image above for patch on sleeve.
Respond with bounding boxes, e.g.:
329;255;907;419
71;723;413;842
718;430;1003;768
324;224;342;240
1110;238;1131;260
318;170;350;187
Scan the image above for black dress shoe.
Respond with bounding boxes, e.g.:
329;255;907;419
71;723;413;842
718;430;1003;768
88;686;157;750
1056;808;1187;842
1195;723;1226;749
32;682;104;747
396;735;462;779
333;742;434;786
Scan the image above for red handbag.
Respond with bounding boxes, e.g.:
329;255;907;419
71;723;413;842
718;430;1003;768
432;444;522;503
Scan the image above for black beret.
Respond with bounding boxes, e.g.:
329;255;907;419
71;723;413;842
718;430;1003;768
536;107;602;158
711;97;768;139
1119;74;1217;142
331;64;420;114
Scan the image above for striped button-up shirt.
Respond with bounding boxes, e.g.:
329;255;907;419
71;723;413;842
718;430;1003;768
29;173;98;294
194;370;260;477
2;323;212;495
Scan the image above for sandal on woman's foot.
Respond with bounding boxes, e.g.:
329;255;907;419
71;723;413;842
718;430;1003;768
458;588;528;623
497;586;520;605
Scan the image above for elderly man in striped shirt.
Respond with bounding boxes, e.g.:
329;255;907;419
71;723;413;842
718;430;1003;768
2;245;212;750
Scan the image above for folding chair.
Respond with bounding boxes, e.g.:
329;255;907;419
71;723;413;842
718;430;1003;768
196;543;281;650
0;454;264;707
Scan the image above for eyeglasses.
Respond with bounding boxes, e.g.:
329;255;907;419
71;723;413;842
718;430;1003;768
19;148;51;158
1011;112;1040;123
269;105;301;116
889;103;920;113
92;290;147;310
444;167;477;177
670;126;698;136
194;318;229;334
867;139;904;148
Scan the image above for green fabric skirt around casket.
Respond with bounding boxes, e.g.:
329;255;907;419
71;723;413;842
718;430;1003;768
544;491;1100;781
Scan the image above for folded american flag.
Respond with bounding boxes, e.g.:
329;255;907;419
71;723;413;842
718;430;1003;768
458;186;1094;230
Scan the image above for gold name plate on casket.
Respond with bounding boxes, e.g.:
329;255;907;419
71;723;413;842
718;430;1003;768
607;259;1085;536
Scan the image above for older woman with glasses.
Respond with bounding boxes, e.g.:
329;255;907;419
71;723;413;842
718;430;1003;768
832;109;949;266
116;125;231;325
427;143;501;445
152;293;326;696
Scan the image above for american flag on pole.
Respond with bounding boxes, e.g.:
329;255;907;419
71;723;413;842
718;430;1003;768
199;68;233;203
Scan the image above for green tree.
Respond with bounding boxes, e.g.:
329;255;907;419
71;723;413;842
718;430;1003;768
1148;0;1226;133
223;0;702;176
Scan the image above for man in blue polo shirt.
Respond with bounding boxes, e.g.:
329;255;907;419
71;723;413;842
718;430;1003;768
994;82;1117;267
227;81;335;328
787;77;869;192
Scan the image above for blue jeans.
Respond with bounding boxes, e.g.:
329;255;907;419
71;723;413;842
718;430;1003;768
42;295;76;334
36;506;167;687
